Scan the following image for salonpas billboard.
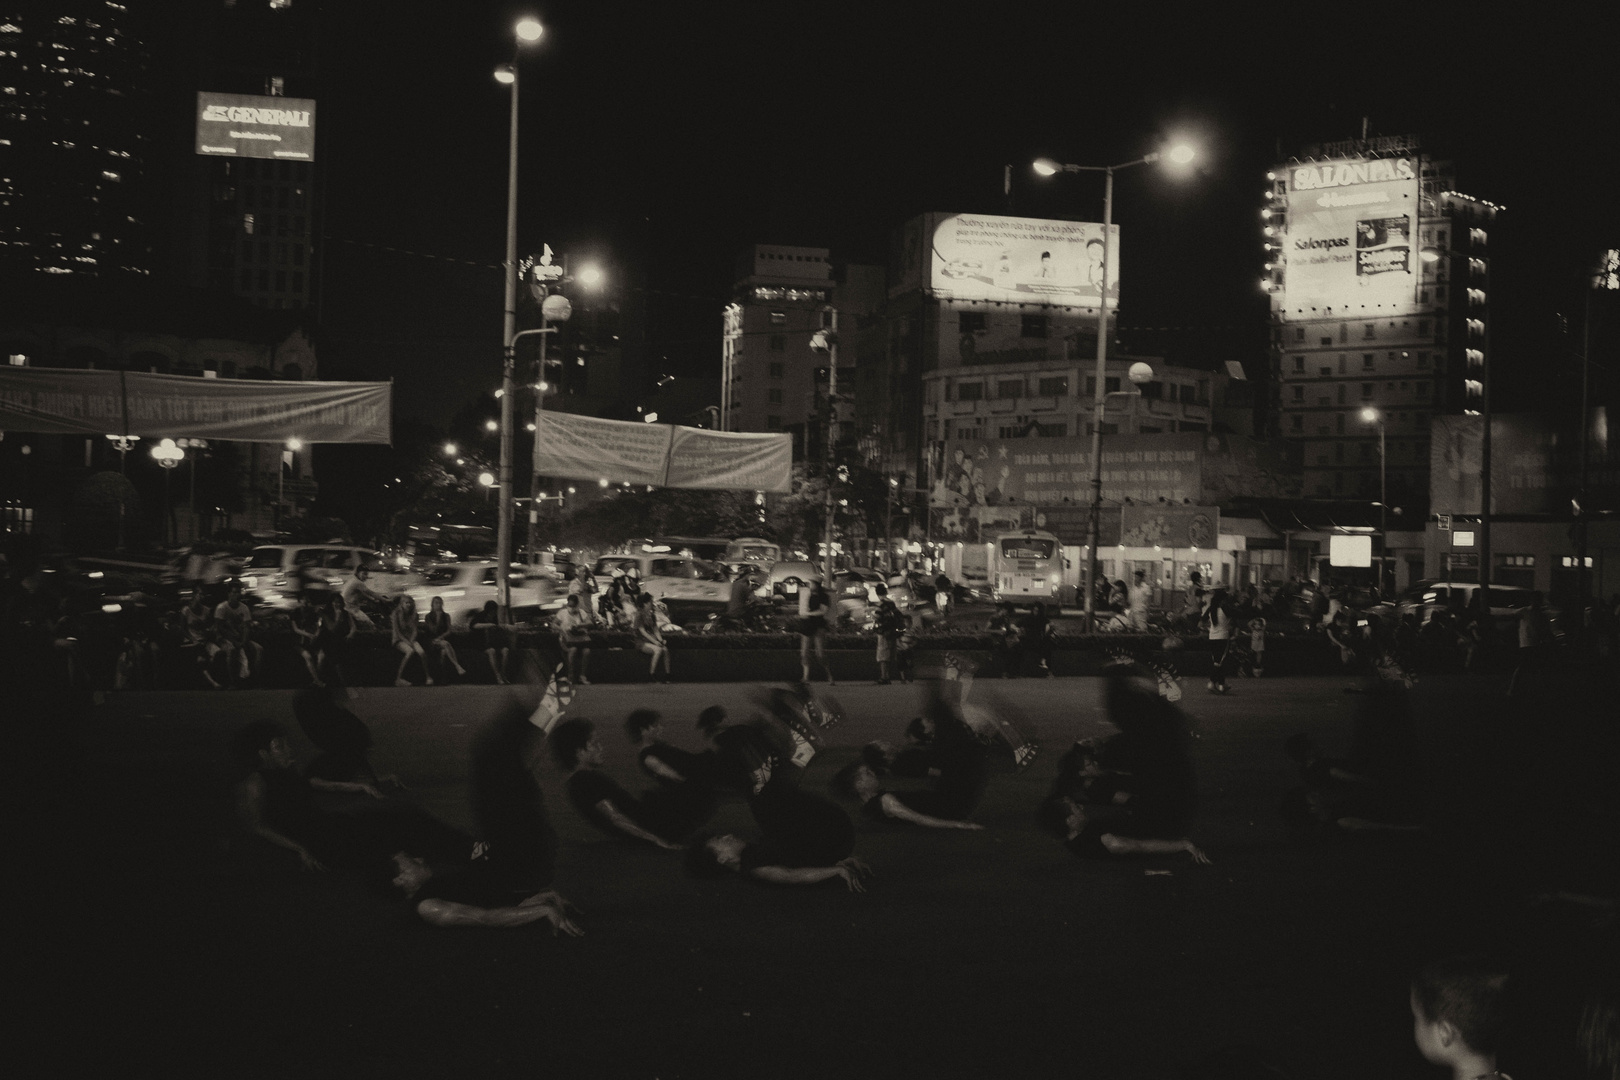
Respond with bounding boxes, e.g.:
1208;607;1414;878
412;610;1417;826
1278;157;1418;319
925;214;1119;307
195;92;316;161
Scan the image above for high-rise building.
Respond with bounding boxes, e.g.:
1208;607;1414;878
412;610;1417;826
1264;135;1499;515
0;1;159;278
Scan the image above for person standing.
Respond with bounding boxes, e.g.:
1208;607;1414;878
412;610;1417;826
798;579;834;685
316;593;359;688
933;571;953;621
1204;587;1235;694
1023;601;1054;677
874;591;906;685
988;601;1024;678
1128;569;1152;632
291;590;325;687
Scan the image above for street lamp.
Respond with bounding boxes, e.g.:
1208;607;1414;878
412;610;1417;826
1034;146;1194;629
495;15;545;622
1360;406;1388;591
150;438;185;546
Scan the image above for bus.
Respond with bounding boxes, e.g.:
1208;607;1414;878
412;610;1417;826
992;529;1063;605
626;536;732;562
724;536;781;567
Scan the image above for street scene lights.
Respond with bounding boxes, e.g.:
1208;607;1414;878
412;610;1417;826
1361;406;1389;592
1033;144;1195;630
495;15;545;620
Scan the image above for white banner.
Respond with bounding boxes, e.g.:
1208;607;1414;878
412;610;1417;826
535;413;792;492
667;426;793;493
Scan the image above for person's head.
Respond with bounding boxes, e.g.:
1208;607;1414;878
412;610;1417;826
624;708;661;744
429;595;444;614
300;590;319;608
398;595;415;616
576;566;589;580
638;592;654;608
1033;601;1046;617
550;718;601;770
686;833;746;877
1038;795;1084;838
875;583;888;598
355;565;369;580
189;587;206;607
1135;570;1146;582
566;594;580;611
1411;956;1510;1067
1190;570;1203;585
226;584;242;605
329;593;346;611
830;761;880;802
232;719;292;772
389;852;433;897
905;714;934;743
697;704;727;735
862;741;896;773
481;600;498;617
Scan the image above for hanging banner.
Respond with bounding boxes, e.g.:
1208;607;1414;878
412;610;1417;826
0;368;391;443
666;426;793;493
534;412;791;492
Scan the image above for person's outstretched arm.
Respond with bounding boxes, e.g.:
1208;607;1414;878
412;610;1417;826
877;793;984;831
1099;833;1211;863
594;799;683;849
234;775;323;871
415;897;583;933
747;857;871;891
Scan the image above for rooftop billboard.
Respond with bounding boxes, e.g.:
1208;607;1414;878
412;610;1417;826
195;92;316;161
1277;156;1418;320
890;213;1117;306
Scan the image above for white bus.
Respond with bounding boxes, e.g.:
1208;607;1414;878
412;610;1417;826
992;529;1063;605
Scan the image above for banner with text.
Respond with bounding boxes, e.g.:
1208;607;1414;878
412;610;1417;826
195;91;317;161
0;368;390;443
1277;155;1419;320
535;412;792;492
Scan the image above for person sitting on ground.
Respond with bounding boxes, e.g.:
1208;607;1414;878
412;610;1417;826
291;590;326;687
634;592;672;683
232;719;387;872
213;584;261;687
469;600;512;684
420;595;466;680
697;704;783;796
550;718;696;849
1409;955;1510;1080
1038;795;1211;863
686;752;871;891
1090;658;1198;836
389;851;582;933
626;708;714;789
863;715;943;781
390;594;432;687
341;564;384;629
830;761;986;831
553;593;595;686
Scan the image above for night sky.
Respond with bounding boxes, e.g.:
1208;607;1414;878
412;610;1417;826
304;3;1616;425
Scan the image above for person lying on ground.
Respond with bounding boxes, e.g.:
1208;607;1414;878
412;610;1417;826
1038;795;1211;864
388;850;582;933
862;714;942;780
232;719;387;872
830;761;986;831
551;718;700;848
1277;786;1422;839
625;708;718;791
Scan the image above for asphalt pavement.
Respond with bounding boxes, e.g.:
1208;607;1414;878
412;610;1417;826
13;668;1615;1079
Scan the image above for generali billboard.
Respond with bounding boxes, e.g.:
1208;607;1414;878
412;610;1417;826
195;92;316;161
1278;156;1419;320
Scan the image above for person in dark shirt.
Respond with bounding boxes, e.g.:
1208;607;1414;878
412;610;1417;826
862;714;943;781
687;759;871;890
1091;660;1198;836
231;719;387;871
290;591;326;687
552;718;694;848
292;685;400;787
625;708;709;786
830;761;985;830
1038;796;1210;863
988;601;1024;678
390;852;581;932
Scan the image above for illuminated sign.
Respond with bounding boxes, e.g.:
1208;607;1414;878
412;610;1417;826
195;92;316;161
926;213;1119;307
1276;156;1418;319
1330;534;1373;567
1452;531;1475;547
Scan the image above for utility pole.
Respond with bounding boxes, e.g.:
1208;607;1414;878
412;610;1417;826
812;308;839;586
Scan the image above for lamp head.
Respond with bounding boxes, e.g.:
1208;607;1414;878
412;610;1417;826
494;64;515;85
1032;158;1060;177
514;17;544;42
1360;406;1380;424
1167;144;1195;165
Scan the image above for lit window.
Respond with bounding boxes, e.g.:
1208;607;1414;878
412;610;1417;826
243;213;255;235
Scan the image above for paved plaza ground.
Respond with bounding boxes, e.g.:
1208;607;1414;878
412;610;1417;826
12;667;1617;1079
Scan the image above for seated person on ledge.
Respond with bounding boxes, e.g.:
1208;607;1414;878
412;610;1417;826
1038;795;1210;864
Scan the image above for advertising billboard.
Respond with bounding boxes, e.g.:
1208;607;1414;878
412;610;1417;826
1278;156;1419;319
195;92;316;161
927;214;1119;307
1430;411;1619;517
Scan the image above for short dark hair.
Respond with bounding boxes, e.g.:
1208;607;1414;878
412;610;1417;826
684;834;735;878
1411;955;1510;1054
231;719;286;769
697;705;727;734
861;742;894;773
1038;796;1078;838
904;716;932;744
624;709;661;743
829;761;869;801
550;718;595;770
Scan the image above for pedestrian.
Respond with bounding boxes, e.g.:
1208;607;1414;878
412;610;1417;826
1204;587;1235;693
554;593;595;685
874;592;907;685
1183;570;1207;633
798;579;834;685
469;600;512;684
316;593;359;688
1023;601;1054;677
895;613;918;684
988;601;1024;678
291;590;325;687
420;595;467;680
1128;569;1151;631
934;570;953;621
1246;615;1267;677
390;594;431;687
634;592;671;682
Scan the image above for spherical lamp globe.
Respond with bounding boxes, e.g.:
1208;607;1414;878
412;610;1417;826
1127;361;1155;385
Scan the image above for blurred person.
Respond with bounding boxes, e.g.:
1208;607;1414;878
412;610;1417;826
292;685;400;788
390;594;432;687
1108;578;1128;614
798;578;834;685
469;600;512;684
213;584;260;687
420;594;467;680
1509;593;1554;699
1245;615;1268;678
316;593;359;688
553;593;595;685
1023;601;1055;677
290;590;326;687
830;759;986;831
231;719;387;872
550;718;695;848
874;590;907;685
1204;587;1235;693
634;592;672;682
624;708;714;791
934;570;953;620
341;564;383;629
1410;955;1509;1080
1038;795;1210;863
181;587;222;689
1128;569;1152;631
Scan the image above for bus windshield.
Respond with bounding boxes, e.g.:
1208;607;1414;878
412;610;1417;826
1001;538;1055;560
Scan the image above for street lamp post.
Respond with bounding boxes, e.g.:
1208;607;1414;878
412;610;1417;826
493;16;544;622
811;310;840;586
1361;406;1388;592
151;439;185;546
1033;145;1193;629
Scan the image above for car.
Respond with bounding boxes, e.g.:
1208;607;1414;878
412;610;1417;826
763;560;822;602
402;561;560;628
239;544;398;610
834;568;885;604
1383;580;1540;634
592;554;732;606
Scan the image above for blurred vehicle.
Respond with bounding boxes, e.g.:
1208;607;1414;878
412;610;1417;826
239;544;398;610
403;561;559;627
834;568;884;604
724;537;781;568
763;560;822;602
625;536;732;562
593;553;731;605
1382;580;1539;634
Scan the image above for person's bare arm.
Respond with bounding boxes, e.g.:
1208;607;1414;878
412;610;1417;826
595;799;682;849
641;755;687;784
308;777;385;799
878;793;983;831
235;775;323;870
415;898;583;933
747;858;870;892
1099;833;1212;863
